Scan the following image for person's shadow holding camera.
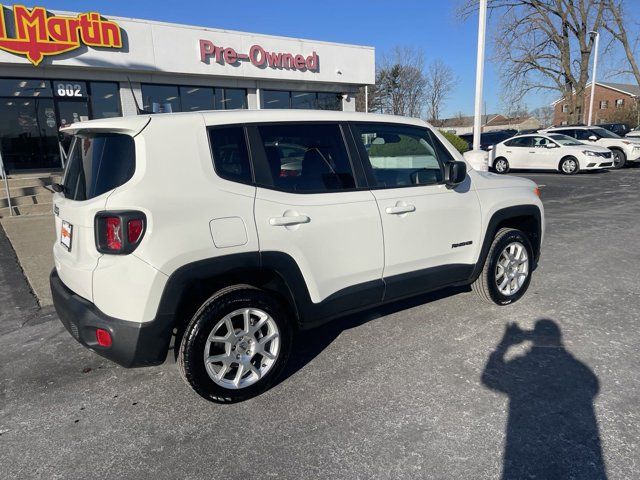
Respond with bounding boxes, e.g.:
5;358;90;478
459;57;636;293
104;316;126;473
482;319;607;479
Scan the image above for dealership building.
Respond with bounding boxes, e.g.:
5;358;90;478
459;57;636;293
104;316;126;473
0;4;375;171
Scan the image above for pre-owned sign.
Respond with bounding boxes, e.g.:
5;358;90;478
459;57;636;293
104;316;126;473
0;4;123;66
199;39;319;72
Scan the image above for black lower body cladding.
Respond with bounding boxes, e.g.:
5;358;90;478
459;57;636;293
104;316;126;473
50;269;172;367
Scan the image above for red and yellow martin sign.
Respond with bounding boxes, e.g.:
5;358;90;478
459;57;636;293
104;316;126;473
0;4;123;66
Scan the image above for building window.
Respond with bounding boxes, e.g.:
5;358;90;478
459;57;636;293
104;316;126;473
142;84;247;112
291;91;316;109
142;84;180;113
180;86;214;111
261;90;342;110
599;100;608;109
89;82;121;119
0;78;52;97
616;98;625;108
216;88;247;110
262;90;290;109
562;104;569;113
317;92;342;110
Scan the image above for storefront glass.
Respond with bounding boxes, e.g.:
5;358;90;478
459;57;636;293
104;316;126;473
218;88;247;110
180;86;215;111
262;90;342;110
0;78;123;171
0;97;59;170
143;84;248;113
90;82;121;119
142;84;181;113
262;90;290;109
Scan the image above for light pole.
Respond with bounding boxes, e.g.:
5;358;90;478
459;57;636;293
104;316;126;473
463;0;489;171
587;31;600;126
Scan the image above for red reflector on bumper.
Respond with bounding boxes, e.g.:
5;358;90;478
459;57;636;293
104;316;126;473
96;328;112;347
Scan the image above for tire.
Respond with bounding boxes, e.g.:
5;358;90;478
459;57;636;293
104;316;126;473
611;149;626;169
472;228;534;305
493;157;510;174
178;285;293;403
559;156;579;175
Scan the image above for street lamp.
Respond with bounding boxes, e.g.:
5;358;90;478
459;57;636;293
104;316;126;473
587;31;600;126
463;0;489;171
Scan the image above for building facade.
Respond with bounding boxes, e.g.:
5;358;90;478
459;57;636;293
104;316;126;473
0;4;375;172
552;82;640;127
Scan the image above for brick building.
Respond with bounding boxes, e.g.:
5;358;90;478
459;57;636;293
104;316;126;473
553;82;640;126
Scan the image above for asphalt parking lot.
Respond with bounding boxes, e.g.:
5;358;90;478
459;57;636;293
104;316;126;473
1;167;639;480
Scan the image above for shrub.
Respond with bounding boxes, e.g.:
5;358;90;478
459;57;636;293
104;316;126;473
439;131;469;154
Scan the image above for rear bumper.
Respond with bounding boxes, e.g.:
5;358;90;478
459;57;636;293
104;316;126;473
50;269;173;368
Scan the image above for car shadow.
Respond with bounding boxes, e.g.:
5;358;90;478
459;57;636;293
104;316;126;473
482;319;607;479
276;284;470;385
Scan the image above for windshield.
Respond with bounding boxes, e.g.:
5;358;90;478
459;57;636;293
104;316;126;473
591;128;620;139
549;134;583;146
62;133;135;200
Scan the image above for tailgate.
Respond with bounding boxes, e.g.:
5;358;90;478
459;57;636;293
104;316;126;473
53;193;106;302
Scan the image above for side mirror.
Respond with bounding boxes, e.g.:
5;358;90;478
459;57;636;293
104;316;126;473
546;143;558;148
444;161;467;189
487;145;494;151
588;135;598;141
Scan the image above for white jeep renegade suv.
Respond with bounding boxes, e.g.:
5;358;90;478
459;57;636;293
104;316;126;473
51;110;544;403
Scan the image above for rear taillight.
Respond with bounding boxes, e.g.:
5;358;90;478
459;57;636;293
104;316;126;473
127;219;144;244
106;217;122;250
95;211;146;254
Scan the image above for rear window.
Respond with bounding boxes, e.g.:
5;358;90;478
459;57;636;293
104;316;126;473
62;133;135;200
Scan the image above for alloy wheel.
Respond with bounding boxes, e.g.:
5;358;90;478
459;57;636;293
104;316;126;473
203;308;280;389
495;241;529;296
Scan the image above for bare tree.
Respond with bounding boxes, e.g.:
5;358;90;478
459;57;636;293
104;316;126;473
460;0;606;124
376;46;427;117
424;59;459;123
531;105;555;127
355;84;384;113
603;1;640;86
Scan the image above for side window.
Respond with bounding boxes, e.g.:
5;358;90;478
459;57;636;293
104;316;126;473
555;129;575;139
575;129;594;141
531;136;550;148
505;137;532;148
255;123;355;193
352;123;449;188
208;126;252;184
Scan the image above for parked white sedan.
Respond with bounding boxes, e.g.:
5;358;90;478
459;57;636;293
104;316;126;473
490;134;614;174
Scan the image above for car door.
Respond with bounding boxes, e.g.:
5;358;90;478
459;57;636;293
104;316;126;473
502;136;533;168
529;136;558;169
250;122;384;311
349;122;482;301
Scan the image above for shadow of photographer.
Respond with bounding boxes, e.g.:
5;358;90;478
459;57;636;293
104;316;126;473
482;319;607;479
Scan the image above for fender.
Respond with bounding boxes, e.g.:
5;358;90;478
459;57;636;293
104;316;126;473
470;204;542;282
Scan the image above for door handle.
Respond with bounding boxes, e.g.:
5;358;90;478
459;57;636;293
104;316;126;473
269;215;310;227
385;204;416;215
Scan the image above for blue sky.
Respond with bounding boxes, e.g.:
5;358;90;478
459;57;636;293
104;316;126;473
38;0;638;118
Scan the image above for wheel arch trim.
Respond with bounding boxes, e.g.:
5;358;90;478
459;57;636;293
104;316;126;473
470;205;542;282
